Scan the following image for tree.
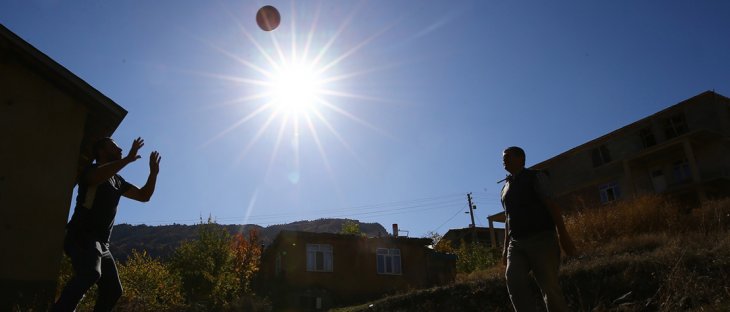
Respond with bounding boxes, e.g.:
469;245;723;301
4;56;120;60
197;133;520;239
117;250;185;311
170;217;240;310
454;241;499;273
425;231;444;248
231;229;262;293
340;220;361;235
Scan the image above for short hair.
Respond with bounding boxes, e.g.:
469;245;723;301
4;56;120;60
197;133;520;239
92;137;113;160
504;146;526;160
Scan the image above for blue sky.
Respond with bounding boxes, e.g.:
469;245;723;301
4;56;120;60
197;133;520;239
3;1;729;237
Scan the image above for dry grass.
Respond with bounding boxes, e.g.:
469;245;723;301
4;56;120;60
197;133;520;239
562;195;730;311
334;195;730;312
565;195;682;249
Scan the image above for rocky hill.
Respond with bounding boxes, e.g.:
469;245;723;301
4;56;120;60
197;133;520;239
109;218;389;261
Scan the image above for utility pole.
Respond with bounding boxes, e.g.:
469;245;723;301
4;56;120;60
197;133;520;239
466;192;478;243
466;193;476;228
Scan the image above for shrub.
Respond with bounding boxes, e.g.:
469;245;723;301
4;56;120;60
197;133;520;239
170;218;240;310
449;240;500;274
117;250;185;311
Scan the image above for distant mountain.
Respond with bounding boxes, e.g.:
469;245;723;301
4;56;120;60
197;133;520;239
109;219;389;262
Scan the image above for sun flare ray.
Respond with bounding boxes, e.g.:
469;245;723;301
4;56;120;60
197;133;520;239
317;98;393;139
234;108;282;165
300;1;322;62
200;101;275;148
201;2;397;193
310;107;365;166
304;113;347;205
264;115;290;182
316;22;393;76
192;35;275;78
304;114;333;176
193;92;272;113
310;1;365;68
220;3;282;71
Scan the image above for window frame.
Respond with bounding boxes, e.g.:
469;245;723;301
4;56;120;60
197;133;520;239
663;113;689;139
376;248;402;275
639;127;656;148
306;244;333;273
591;145;612;167
599;182;621;203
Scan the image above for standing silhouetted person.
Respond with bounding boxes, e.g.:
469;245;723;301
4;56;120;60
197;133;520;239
500;146;576;312
53;137;161;312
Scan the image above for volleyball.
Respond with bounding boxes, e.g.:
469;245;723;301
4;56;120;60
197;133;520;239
256;5;281;31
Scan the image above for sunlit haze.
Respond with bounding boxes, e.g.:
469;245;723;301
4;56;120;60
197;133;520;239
2;1;729;237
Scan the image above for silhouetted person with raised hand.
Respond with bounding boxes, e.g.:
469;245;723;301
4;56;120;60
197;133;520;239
500;146;576;312
53;137;161;312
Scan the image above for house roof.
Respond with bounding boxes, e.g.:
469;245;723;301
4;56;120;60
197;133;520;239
0;24;127;172
274;230;432;245
531;91;728;169
441;227;499;243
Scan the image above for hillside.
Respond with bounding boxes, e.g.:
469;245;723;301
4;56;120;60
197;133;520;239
109;218;388;261
334;196;730;312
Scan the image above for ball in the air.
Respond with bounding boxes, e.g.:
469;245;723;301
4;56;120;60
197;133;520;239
256;5;281;31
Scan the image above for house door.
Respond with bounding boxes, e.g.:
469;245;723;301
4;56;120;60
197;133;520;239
651;169;667;192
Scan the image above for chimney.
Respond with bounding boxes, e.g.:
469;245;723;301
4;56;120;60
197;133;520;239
392;224;399;237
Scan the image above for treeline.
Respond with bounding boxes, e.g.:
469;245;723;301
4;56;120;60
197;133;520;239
55;218;388;311
57;218;269;311
110;218;389;261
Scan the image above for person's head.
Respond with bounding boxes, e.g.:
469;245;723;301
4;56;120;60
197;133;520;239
502;146;526;174
92;137;122;163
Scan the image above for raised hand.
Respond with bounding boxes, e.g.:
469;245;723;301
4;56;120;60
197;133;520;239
125;137;144;162
149;151;161;175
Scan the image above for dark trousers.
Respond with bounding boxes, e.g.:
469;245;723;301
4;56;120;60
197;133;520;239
505;232;568;312
52;235;122;312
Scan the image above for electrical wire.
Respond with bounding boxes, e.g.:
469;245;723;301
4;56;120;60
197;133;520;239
123;192;466;225
431;203;468;233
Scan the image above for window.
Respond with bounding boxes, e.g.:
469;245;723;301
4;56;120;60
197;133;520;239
591;145;612;167
599;182;621;203
376;248;402;275
306;244;333;272
639;127;656;148
672;160;691;183
663;113;688;139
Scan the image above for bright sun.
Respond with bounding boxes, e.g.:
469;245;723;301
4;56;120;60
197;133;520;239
200;3;392;178
268;61;324;116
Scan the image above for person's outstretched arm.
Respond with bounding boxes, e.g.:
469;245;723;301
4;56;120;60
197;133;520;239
123;151;161;202
85;138;144;185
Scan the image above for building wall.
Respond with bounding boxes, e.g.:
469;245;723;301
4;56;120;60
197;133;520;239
0;51;87;305
260;232;454;308
536;92;730;210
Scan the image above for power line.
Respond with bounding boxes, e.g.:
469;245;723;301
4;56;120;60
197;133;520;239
206;199;463;224
432;203;468;233
213;197;462;222
123;193;466;225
